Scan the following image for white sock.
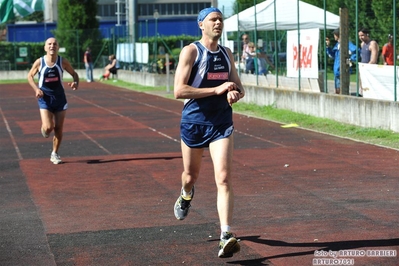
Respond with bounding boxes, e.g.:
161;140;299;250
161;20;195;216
220;225;231;239
181;187;192;199
51;151;57;156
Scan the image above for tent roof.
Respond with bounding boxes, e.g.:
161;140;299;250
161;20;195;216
223;0;340;32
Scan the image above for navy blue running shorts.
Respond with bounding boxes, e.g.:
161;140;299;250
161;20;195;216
38;93;68;113
181;123;234;148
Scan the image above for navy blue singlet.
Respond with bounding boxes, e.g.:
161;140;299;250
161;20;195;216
181;41;232;126
38;55;65;97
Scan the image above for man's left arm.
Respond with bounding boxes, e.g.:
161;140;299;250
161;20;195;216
226;47;245;99
369;41;379;64
62;58;79;90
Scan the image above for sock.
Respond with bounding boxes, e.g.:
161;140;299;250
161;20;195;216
51;151;57;156
181;187;192;200
221;225;231;239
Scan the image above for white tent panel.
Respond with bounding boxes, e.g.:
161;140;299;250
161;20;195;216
224;0;340;32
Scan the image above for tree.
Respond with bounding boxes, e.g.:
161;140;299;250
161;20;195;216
302;0;375;43
372;0;399;42
233;0;265;14
22;11;44;22
54;0;101;67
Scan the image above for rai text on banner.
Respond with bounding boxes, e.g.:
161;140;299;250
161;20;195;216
358;63;399;101
286;28;319;79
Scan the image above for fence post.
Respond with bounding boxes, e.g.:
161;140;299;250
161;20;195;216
340;8;350;95
166;53;170;93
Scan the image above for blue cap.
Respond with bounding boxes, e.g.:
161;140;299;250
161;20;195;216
197;7;222;24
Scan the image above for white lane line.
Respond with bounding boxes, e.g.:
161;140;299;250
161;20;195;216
148;127;180;143
80;131;113;155
71;94;180;144
234;129;287;147
0;106;23;160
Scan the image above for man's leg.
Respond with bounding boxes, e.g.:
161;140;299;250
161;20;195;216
335;77;341;94
39;109;54;137
52;110;66;154
209;135;240;258
181;141;203;193
90;64;94;81
209;135;234;229
86;66;90;81
174;141;203;220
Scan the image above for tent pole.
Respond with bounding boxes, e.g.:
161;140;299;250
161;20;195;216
323;0;327;93
254;0;258;85
297;0;301;91
273;0;278;88
236;1;242;75
355;0;359;96
394;0;397;101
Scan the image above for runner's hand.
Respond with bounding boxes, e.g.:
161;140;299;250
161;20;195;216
35;88;43;98
227;90;241;106
215;82;237;95
68;81;79;90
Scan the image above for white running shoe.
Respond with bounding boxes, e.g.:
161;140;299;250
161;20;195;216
50;153;62;164
218;232;240;258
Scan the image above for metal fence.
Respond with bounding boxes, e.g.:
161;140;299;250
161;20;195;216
221;0;398;101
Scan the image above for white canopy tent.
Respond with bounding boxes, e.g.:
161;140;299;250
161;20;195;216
222;0;340;47
223;0;340;32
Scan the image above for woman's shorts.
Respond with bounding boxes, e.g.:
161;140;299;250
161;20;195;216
181;123;234;148
38;93;68;113
109;67;118;74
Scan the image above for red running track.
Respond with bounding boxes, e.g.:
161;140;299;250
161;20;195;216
0;82;398;265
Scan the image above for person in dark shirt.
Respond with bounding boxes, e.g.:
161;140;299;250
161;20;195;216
84;47;93;82
358;28;379;64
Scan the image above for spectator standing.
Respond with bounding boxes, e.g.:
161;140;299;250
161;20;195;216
83;47;93;82
358;28;379;64
326;28;358;94
382;34;394;66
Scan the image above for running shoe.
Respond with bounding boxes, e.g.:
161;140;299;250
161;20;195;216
218;232;240;258
50;153;62;164
41;128;49;138
174;186;194;220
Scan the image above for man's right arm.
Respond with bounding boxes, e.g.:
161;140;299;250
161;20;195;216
27;59;42;98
